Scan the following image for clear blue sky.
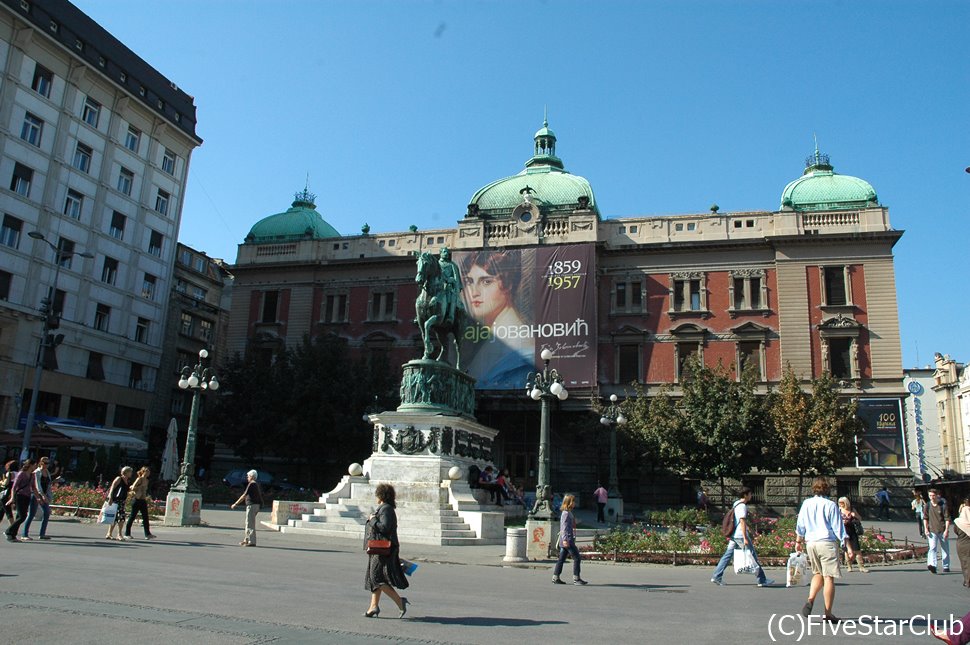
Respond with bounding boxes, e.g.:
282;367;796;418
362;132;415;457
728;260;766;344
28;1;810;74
74;0;969;369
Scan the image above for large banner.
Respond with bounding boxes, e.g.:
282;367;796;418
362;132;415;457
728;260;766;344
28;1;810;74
855;398;908;469
454;244;596;390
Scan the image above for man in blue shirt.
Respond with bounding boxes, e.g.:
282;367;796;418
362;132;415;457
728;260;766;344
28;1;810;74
795;476;847;623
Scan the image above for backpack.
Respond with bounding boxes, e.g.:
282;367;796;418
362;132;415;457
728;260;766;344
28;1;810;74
721;501;740;538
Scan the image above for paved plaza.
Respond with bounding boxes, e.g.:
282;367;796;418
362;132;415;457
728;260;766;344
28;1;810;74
1;508;966;644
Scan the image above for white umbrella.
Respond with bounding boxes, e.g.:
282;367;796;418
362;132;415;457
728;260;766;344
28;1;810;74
160;418;180;481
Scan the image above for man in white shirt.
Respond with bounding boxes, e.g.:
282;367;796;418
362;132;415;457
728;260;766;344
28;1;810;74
710;487;774;587
795;476;847;623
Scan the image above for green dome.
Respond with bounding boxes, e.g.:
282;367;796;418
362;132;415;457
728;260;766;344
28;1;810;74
245;189;341;244
468;120;597;216
781;151;878;211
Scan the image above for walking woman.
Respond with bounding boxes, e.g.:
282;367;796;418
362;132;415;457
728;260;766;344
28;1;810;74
552;494;588;585
105;466;133;540
838;497;868;573
363;483;410;618
230;469;263;546
125;466;156;540
913;490;927;538
0;460;16;530
22;456;52;540
4;459;35;542
953;497;970;588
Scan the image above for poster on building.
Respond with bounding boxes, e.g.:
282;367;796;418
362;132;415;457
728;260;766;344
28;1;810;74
454;244;596;390
855;398;908;469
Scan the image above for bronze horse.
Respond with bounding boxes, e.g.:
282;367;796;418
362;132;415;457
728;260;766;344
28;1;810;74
415;251;464;367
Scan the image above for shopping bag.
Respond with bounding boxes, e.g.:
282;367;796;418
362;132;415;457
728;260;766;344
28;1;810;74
98;502;118;525
401;559;419;576
733;546;757;575
786;551;810;587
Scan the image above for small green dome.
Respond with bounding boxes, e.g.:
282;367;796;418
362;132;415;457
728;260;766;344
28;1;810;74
468;120;597;216
781;150;878;211
245;189;341;244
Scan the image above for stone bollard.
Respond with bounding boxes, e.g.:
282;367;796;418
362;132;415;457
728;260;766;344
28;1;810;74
504;527;527;562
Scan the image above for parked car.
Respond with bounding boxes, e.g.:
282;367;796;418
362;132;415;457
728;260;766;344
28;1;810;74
222;469;274;488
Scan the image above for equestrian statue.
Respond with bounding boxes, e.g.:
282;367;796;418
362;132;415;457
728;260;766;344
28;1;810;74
415;248;466;368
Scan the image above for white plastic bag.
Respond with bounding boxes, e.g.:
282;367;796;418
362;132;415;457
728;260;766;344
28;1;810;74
786;551;810;587
733;546;757;575
98;502;118;525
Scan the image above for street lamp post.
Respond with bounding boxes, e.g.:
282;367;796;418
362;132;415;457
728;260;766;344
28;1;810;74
599;394;627;522
525;348;568;559
20;231;92;461
164;348;219;526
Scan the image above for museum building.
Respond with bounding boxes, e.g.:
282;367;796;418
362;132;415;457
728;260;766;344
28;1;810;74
228;121;909;509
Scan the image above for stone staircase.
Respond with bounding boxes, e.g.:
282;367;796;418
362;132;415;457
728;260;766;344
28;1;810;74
283;499;491;545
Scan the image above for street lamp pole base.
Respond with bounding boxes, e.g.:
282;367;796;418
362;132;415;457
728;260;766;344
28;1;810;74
163;488;202;526
606;496;624;524
525;517;558;560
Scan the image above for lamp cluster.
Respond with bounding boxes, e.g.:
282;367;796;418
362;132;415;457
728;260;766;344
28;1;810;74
527;348;569;401
178;349;220;391
600;394;627;427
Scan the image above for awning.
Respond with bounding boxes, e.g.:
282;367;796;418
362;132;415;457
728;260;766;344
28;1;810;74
4;422;148;451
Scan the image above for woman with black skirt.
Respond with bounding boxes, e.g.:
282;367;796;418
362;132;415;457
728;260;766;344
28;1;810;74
364;483;410;618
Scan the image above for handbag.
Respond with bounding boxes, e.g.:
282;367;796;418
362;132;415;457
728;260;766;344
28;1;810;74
366;539;392;556
733;546;757;575
98;502;118;525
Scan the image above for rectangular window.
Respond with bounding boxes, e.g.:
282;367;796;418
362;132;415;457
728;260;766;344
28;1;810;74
155;189;170;215
148;230;163;256
124;126;140;152
52;289;65;316
81;96;100;127
737;341;763;380
199;319;213;341
178;248;192;266
261;291;279;323
141;273;156;300
129;362;143;389
93;304;110;332
617;344;640;384
109;211;126;239
823;266;848;306
162;149;176;175
72;142;92;173
370;291;395;321
193;256;206;273
10;163;33;197
180;312;193;336
191;285;207;301
676;342;700;381
56;238;75;268
114;405;145;430
117;167;133;196
1;215;23;248
32;64;53;97
100;257;118;285
828;338;852;378
324;294;348;323
613;279;643;313
86;351;105;380
135;317;149;343
730;271;766;311
749;277;762;309
0;270;11;300
175;278;188;294
673;278;702;312
64;189;83;219
21;112;43;146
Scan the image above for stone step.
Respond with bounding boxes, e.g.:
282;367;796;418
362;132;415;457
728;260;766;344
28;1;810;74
277;523;503;546
299;514;472;533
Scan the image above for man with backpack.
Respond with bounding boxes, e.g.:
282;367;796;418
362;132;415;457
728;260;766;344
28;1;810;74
710;487;774;587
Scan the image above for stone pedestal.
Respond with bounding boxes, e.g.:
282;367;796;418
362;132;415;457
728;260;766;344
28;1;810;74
163;489;202;526
525;517;558;560
606;496;624;523
504;527;528;562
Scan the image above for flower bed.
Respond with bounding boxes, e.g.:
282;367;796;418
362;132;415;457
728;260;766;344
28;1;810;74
585;515;924;566
50;483;163;520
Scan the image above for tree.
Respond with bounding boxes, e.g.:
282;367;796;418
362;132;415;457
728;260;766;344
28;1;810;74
209;334;398;487
769;365;863;505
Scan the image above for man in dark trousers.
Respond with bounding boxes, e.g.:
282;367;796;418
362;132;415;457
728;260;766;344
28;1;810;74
924;488;951;574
